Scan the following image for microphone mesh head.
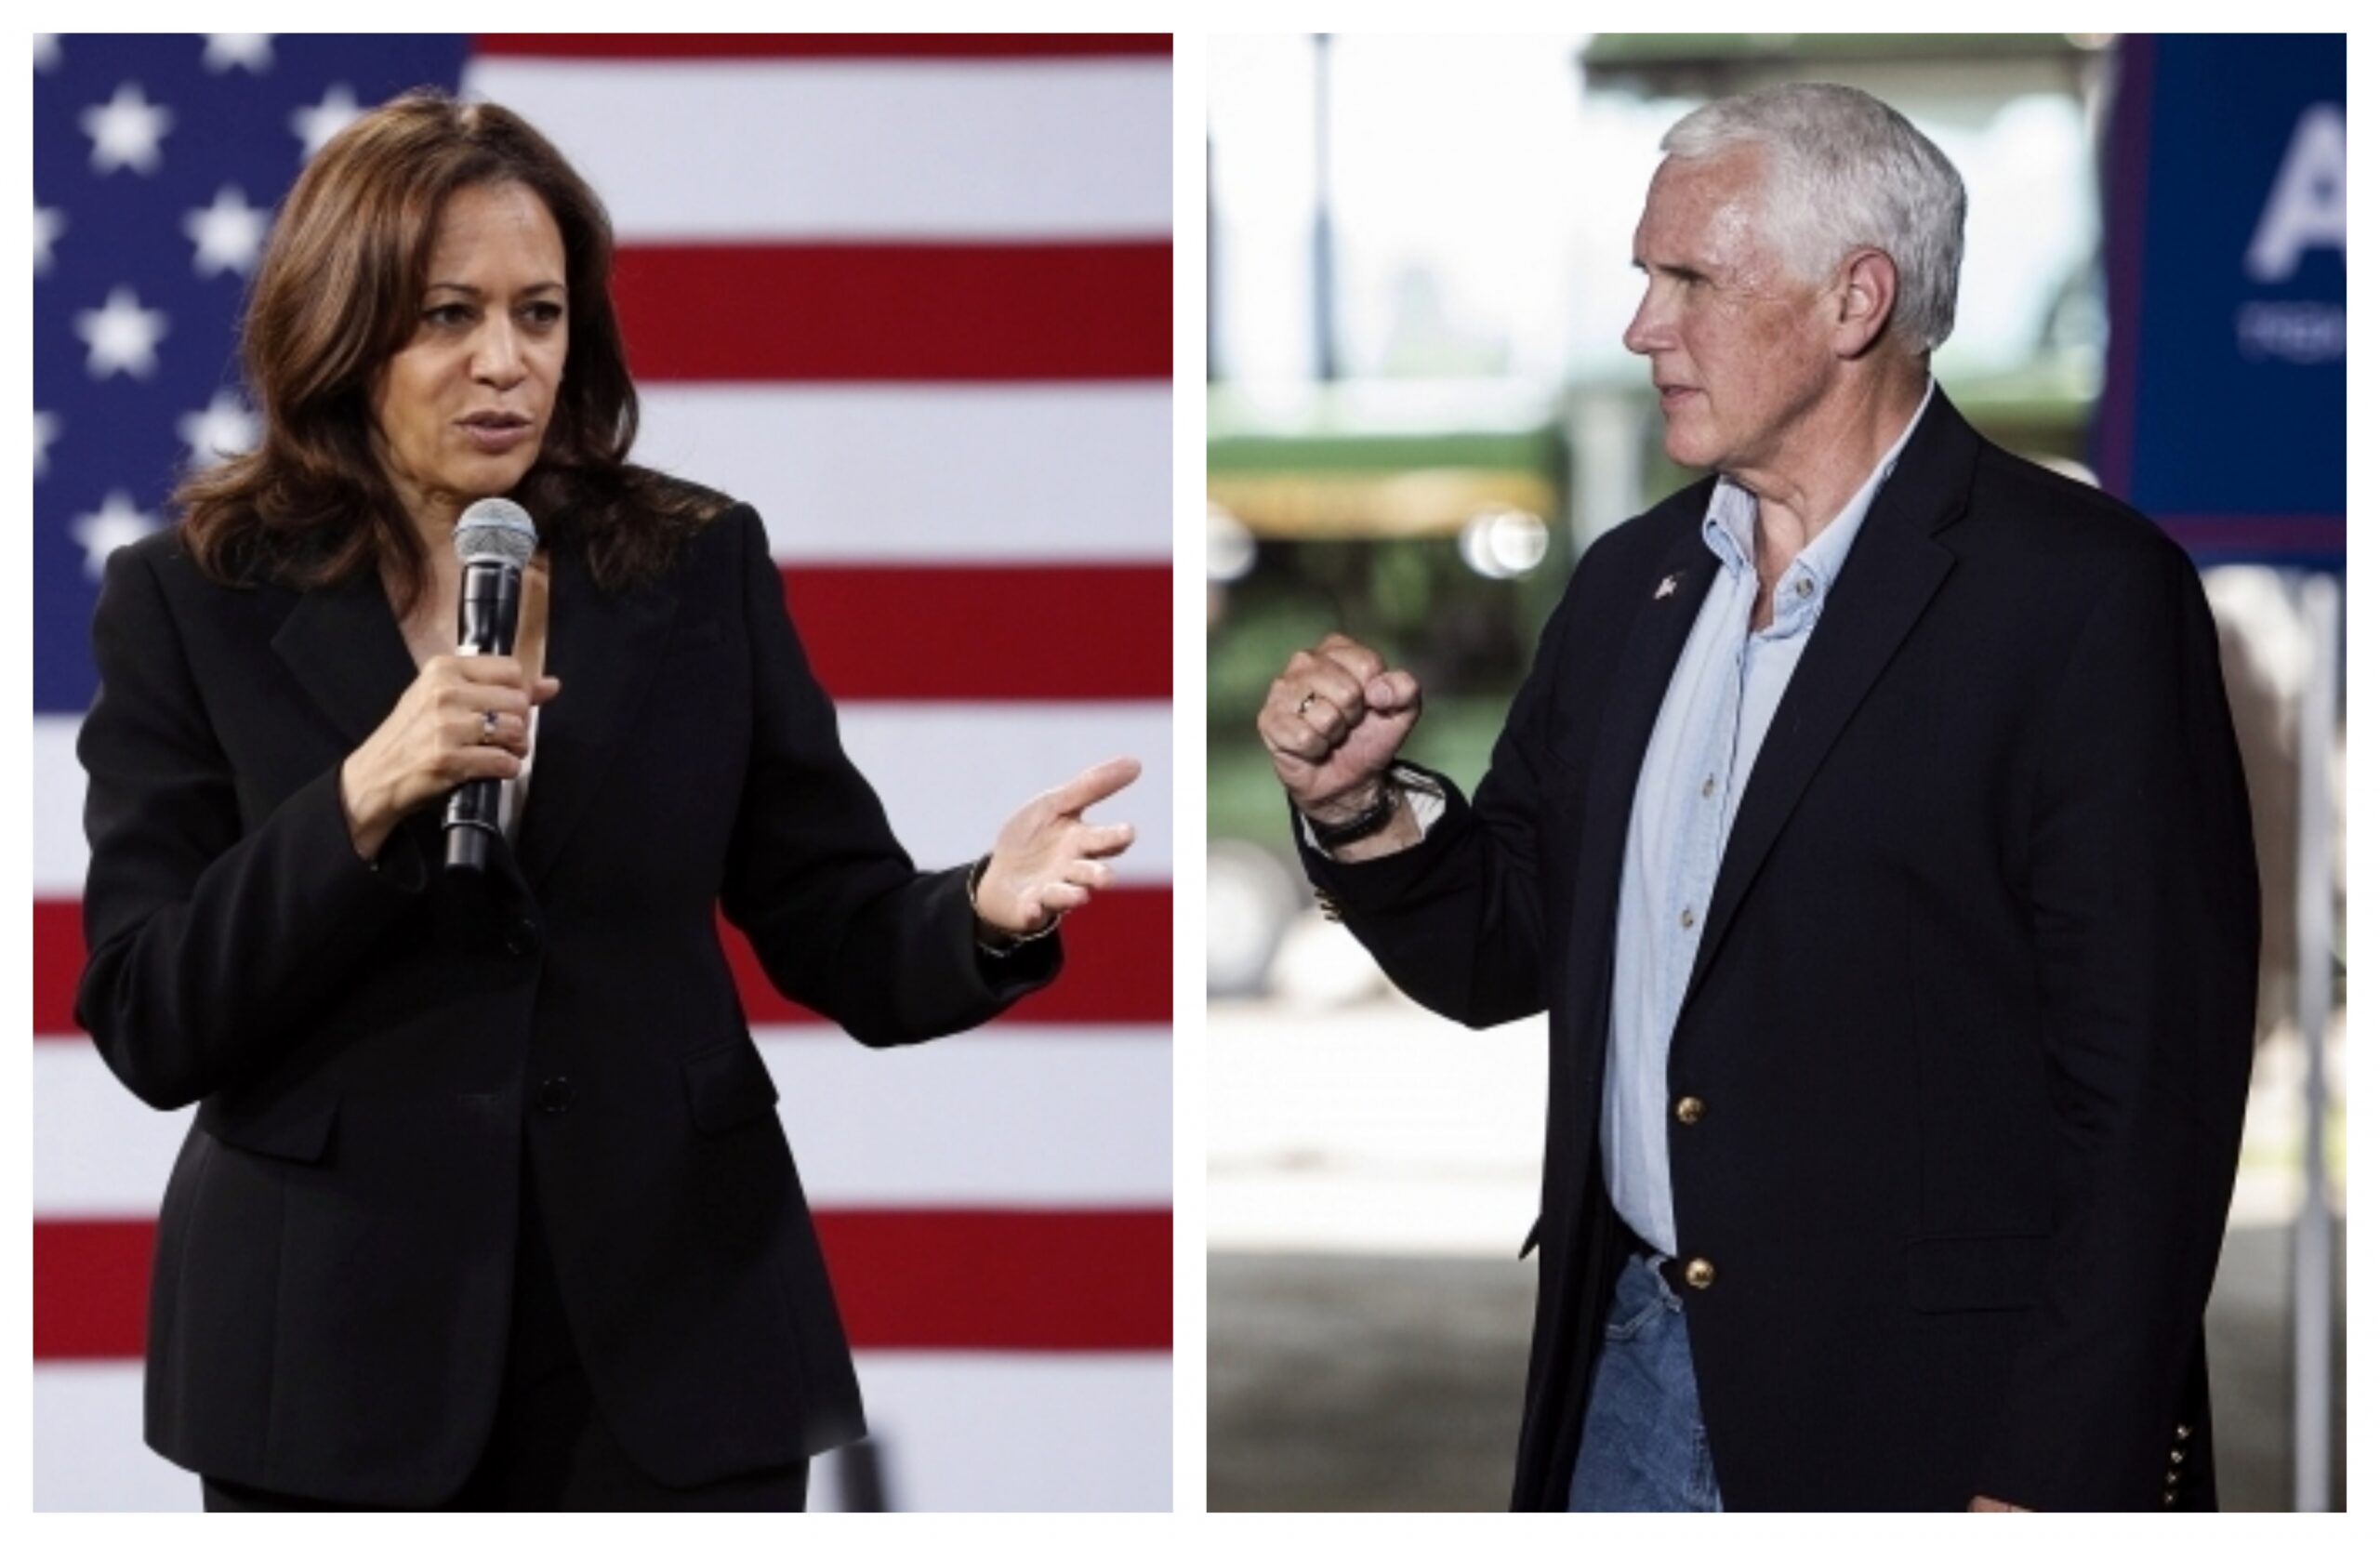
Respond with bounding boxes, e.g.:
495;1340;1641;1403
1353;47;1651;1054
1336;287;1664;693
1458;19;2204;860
453;498;538;569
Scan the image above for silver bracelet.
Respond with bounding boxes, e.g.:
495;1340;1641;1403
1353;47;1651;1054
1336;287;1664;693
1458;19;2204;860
967;854;1060;957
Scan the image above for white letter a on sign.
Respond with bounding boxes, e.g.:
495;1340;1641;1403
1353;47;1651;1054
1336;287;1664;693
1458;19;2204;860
2245;104;2346;283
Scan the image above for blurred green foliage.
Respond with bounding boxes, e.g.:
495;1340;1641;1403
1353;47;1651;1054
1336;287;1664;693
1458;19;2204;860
1207;534;1571;851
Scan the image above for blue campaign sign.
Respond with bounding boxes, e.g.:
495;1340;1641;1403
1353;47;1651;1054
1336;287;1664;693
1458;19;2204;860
2097;33;2345;568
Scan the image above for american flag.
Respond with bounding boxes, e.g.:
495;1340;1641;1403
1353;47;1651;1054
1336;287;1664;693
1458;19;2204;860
33;33;1172;1512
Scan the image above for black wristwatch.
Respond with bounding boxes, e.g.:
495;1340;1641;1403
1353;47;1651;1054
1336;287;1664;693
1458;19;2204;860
1304;779;1404;851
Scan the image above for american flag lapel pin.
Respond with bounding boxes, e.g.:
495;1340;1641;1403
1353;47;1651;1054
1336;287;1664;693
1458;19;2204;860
1654;572;1682;601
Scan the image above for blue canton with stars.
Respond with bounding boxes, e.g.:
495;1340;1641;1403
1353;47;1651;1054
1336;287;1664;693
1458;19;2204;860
34;33;471;714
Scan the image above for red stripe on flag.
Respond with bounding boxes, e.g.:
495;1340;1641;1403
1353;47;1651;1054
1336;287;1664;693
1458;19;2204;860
784;565;1170;701
34;897;83;1038
34;888;1170;1036
612;244;1171;382
821;1209;1170;1351
474;34;1173;59
721;884;1170;1028
31;1219;150;1360
34;1209;1169;1358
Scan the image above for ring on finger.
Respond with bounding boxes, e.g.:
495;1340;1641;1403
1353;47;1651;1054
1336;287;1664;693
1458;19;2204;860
1296;692;1318;720
480;709;498;746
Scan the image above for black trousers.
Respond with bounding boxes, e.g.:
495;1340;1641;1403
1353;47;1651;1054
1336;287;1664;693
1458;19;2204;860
204;1154;810;1512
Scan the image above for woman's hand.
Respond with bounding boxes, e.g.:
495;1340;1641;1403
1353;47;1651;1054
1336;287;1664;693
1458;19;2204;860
972;756;1141;943
337;655;562;861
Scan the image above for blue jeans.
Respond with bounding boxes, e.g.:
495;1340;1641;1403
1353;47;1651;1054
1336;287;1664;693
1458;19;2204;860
1567;1252;1724;1512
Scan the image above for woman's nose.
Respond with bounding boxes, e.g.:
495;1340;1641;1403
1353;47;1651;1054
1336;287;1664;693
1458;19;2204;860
473;321;525;385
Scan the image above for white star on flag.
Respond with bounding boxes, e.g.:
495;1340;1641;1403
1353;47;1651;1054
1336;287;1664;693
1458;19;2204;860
178;392;261;468
70;490;163;580
291;84;363;161
34;411;61;480
35;205;64;275
203;34;274;74
34;34;60;71
183;186;270;277
80;81;174;176
73;286;169;379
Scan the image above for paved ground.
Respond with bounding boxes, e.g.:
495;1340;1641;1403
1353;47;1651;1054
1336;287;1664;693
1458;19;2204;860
1206;985;2347;1512
1208;1219;2343;1511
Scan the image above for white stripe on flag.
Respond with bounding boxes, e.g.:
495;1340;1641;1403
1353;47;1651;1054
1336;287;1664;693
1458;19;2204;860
834;704;1170;879
458;58;1172;240
828;1354;1171;1511
33;1354;1170;1511
639;384;1171;562
35;1029;1170;1217
35;704;1171;893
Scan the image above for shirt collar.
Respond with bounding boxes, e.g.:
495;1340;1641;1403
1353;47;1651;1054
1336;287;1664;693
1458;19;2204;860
1700;378;1937;623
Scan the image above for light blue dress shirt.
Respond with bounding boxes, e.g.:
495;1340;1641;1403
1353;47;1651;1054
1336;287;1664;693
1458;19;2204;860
1604;382;1934;1256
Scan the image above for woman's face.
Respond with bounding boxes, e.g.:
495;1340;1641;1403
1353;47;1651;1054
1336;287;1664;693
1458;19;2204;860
370;180;568;531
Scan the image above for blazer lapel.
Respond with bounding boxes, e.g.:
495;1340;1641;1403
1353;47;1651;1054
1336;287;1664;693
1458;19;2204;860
1567;518;1721;1014
271;566;417;749
1678;394;1977;1012
513;542;678;888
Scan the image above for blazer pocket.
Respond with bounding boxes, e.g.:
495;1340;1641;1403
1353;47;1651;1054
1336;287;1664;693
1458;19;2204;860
683;1037;781;1134
1905;1231;2049;1312
196;1090;339;1164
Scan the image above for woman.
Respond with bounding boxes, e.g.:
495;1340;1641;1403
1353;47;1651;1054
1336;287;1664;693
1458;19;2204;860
74;91;1139;1511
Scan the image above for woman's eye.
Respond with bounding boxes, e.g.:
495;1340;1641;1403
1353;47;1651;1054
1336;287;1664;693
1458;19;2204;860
425;304;472;327
523;303;565;327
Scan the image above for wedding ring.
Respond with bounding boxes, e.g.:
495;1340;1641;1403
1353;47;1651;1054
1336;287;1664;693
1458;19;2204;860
1296;692;1317;720
480;709;498;745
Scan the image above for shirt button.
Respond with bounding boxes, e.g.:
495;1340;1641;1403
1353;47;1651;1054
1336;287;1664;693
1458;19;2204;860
1700;775;1716;799
1675;1095;1705;1125
1682;1258;1716;1289
1679;907;1696;929
536;1077;573;1116
1794;576;1814;598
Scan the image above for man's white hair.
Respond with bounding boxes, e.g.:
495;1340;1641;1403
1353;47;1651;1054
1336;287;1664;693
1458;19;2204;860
1661;83;1966;353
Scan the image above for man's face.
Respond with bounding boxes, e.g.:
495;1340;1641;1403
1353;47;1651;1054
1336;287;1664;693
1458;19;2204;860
1623;148;1836;475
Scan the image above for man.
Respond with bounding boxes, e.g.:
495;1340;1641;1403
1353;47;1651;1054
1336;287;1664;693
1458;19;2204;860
1258;84;2257;1512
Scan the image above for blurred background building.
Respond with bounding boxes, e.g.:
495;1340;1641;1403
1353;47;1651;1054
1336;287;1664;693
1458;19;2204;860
33;33;1171;1512
1206;32;2342;1511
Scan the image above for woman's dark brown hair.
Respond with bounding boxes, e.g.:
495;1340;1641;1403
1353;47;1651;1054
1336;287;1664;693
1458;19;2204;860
177;89;721;610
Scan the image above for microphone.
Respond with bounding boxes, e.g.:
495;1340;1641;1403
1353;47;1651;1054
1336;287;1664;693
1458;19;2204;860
443;498;539;872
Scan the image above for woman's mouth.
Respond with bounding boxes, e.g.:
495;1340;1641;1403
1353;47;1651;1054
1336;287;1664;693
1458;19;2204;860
456;414;534;454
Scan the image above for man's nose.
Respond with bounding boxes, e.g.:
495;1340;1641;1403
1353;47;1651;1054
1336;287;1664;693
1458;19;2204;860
1622;291;1665;357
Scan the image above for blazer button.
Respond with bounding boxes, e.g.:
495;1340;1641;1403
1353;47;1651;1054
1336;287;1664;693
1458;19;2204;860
2175;1424;2192;1441
1682;1257;1715;1289
2162;1490;2177;1508
504;918;541;957
1674;1095;1705;1125
536;1077;573;1116
2168;1448;2185;1466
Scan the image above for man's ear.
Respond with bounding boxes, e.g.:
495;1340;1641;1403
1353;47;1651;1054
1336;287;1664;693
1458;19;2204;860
1833;247;1899;358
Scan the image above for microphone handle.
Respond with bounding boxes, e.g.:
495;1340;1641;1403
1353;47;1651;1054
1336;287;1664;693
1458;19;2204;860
444;560;524;872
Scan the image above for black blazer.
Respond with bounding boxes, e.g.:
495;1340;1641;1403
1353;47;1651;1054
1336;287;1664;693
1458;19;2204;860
75;494;1057;1505
1303;394;2258;1511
